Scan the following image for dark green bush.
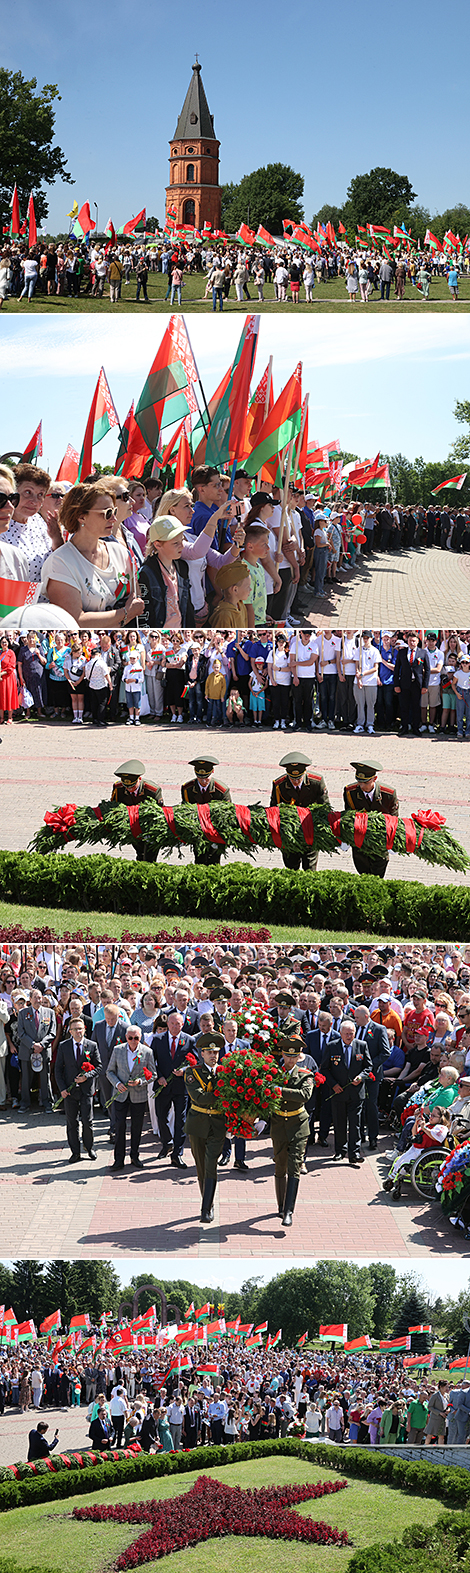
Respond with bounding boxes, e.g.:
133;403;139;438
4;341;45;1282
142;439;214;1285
1;850;470;936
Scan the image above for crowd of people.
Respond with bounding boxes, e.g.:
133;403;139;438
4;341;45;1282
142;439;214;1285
1;1335;468;1464
1;624;470;739
1;461;469;631
1;940;470;1234
1;236;467;311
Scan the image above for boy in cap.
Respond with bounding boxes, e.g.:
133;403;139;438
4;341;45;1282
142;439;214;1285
209;560;252;627
111;761;163;862
181;757;231;866
343;761;398;878
184;1031;227;1223
270;753;331;871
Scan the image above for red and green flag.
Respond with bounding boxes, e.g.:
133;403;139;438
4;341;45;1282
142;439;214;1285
236;223;256;246
191;365;232;467
70;1313;90;1330
252;1322;268;1335
0;578;39;621
379;1336;411;1351
107;1329;137;1349
22;421;43;462
409;1325;432;1334
135;316;199;453
246;1333;263;1348
122;208;146;236
77;1336;97;1353
226;1319;241;1335
266;1329;282;1349
56;444;79;484
297;1332;308;1347
39;1310;61;1336
72;201;96;239
194;1303;211;1322
344;1335;372;1351
78;367;120;480
174;422;192;488
256;224;276;247
205;315;259;467
206;1318;226;1340
319;1324;348;1342
17;1319;36;1341
244;363;302;478
431;473;467;494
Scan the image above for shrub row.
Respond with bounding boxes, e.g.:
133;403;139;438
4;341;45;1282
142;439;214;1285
348;1510;470;1573
1;1438;470;1514
0;1444;140;1483
2;851;470;935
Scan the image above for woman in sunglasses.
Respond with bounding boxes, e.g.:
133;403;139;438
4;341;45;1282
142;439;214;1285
40;480;144;628
0;464;31;580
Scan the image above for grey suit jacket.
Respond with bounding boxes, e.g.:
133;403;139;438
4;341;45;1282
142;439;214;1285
106;1041;156;1103
17;1005;56;1063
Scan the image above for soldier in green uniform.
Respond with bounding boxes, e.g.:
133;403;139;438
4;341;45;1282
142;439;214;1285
210;985;232;1031
343;760;399;879
181;756;232;866
270;752;331;871
184;1031;227;1224
270;991;303;1038
270;1037;314;1226
111;760;163;862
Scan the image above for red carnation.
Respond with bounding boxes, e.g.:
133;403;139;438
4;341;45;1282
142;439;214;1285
143;1067;153;1082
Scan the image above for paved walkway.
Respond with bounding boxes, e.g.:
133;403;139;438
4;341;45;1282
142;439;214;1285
0;1106;464;1260
2;716;469;887
296;547;470;627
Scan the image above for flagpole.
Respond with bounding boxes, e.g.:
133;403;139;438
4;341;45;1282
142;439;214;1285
181;316;211;433
294;392;309;485
257;356;273;490
277;438;294;560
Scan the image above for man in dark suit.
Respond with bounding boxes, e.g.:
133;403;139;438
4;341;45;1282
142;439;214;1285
321;1017;373;1167
55;1017;101;1162
17;988;56;1112
306;1011;342;1146
172;986;200;1038
92;1003;128;1140
394;636;431;735
353;1005;391;1149
151;1011;193;1167
183;1398;202;1449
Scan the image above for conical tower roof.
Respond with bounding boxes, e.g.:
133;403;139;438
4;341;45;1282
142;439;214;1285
173;60;217;141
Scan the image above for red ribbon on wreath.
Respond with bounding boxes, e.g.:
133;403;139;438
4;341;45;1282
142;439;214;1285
44;804;77;837
127;804;141;839
265;806;283;849
412;810;446;831
92;806;103;822
353;812;369;848
384;815;399;850
402;818;424;854
235;805;255;842
327;811;343;843
197;804;225;844
296;806;315;846
162;806;179;837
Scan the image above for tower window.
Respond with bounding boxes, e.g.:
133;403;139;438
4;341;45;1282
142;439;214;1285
186;164;195;182
184;199;196;224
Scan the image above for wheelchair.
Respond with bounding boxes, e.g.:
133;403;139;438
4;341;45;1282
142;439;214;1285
383;1140;453;1201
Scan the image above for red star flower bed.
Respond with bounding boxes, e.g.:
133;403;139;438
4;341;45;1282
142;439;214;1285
73;1473;350;1567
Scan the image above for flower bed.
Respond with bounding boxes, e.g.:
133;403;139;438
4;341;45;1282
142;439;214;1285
0;1444;142;1483
73;1473;350;1567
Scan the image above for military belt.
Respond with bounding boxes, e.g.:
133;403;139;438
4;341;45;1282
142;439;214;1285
190;1101;220;1115
275;1107;304;1117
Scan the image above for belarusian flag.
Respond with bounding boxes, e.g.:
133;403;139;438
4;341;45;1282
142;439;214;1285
409;1324;432;1334
119;407;151;480
297;1333;308;1347
72;202;96;239
174;423;192;488
244;361;274;456
253;1322;268;1335
266;1329;282;1349
319;1324;348;1342
123;208;146;235
197;1362;219;1374
246;1333;263;1347
107;1329;136;1349
236;223;256;246
134;326;191;454
338;221;346;235
205;315;259;468
17;1319;37;1341
1;1309;17;1327
78;368;120;480
156;418;187;471
22;421;43;462
191;366;232;467
0;578;39;620
185;1302;195;1318
70;1313;90;1330
237;1323;254;1339
105;218;117;247
131;1313;156;1331
207;1319;226;1339
56;444;79;484
78;1336;96;1353
425;229;444;253
449;1357;468;1369
226;1319;240;1335
344;1335;372;1351
379;1336;411;1351
10;185;21;239
39;1310;61;1336
431;474;467;494
403;1354;434;1368
256;225;275;247
27;193;37;248
194;1303;211;1321
174;1327;200;1346
244;363;302;478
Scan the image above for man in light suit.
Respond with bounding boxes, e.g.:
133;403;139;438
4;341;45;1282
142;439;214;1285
92;1003;128;1140
17;988;56;1112
353;1004;391;1150
107;1025;156;1170
321;1017;373;1167
306;1011;342;1147
55;1018;101;1163
151;1011;193;1167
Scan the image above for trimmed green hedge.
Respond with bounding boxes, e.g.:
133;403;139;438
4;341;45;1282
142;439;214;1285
1;1438;470;1514
1;850;470;936
348;1510;470;1573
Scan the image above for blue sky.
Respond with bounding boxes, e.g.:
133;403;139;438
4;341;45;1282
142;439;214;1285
3;0;470;233
0;316;468;476
2;1259;470;1299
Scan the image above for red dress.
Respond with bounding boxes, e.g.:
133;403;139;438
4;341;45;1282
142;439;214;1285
0;649;19;711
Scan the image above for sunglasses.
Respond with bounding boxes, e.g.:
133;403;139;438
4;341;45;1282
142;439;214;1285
47;492;64;501
97;507;117;521
117;491;130;502
0;491;19;509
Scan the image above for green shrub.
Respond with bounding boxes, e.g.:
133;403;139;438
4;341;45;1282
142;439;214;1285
1;851;470;936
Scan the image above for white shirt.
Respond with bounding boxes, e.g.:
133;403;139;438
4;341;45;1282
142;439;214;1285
41;538;130;612
85;653;111;690
0;541;32;582
3;514;52;580
312;634;340;675
355;644;380;685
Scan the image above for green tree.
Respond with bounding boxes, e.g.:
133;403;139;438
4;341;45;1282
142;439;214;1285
432;205;470;244
310;204;345;234
68;1262;120;1322
146;216;160;234
367;1263;398;1339
0;69;73;232
252;1262;376;1346
42;1261;78;1326
439;1288;470;1357
11;1261;45;1324
0;1262;14;1308
392;1278;432;1353
450;399;470;465
221;164;304;235
342;167;417;233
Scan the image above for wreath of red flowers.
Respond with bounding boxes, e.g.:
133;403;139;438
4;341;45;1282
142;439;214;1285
212;1047;288;1136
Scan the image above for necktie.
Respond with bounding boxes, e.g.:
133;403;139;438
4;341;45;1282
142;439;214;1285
321;1035;325;1056
73;1042;79;1063
171;1037;177;1060
34;1010;39;1033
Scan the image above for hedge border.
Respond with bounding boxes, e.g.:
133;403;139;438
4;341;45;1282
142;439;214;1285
1;850;470;937
1;1437;470;1514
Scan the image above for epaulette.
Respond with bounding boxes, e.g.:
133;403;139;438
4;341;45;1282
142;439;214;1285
273;774;286;784
307;773;322;782
212;779;227;792
142;780;161;795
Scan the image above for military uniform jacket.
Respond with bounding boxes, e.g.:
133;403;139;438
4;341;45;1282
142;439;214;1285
111;780;163;808
269;1008;304;1039
270;773;331;810
343;782;399;817
184;1061;226;1135
322;1037;373;1100
272;1065;315;1117
181;778;231;804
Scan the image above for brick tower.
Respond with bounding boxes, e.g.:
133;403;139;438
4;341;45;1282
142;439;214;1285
166;59;221;232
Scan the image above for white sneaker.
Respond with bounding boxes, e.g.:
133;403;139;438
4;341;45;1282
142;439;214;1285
367;725;374;735
273;720;280;729
385;1149;399;1160
428;724;435;734
171;715;177;723
280;719;286;729
354;724;364;734
177;715;183;724
317;720;327;730
328;720;335;731
419;724;427;733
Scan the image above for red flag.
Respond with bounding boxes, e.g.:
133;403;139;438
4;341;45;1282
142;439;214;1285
191;366;232;467
244;363;302;478
27;193;37;248
174;424;192;488
78;367;120;480
157;418;187;471
10;184;21;239
236;223;256;246
123;208;146;236
431;473;467;495
105;217;117;246
77;202;96;235
205;315;260;467
338;221;346;235
22;421;43;462
120;409;151;480
256;224;276;247
56;444;79;484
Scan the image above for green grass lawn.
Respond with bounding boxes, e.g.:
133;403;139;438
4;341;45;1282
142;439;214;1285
4;272;470;313
0;900;440;943
0;1457;443;1573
